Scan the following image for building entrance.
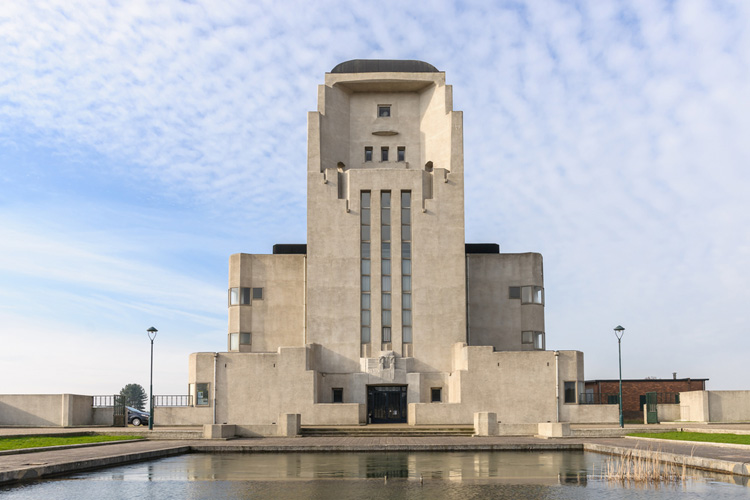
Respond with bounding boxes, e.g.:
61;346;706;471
367;385;407;423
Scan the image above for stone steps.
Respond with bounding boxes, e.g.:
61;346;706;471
301;426;475;437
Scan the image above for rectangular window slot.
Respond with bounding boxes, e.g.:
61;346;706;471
361;191;371;345
401;191;412;344
431;388;442;403
252;288;263;300
196;383;210;406
397;147;405;162
381;191;391;344
564;382;576;404
333;388;343;403
365;147;373;162
381;147;389;162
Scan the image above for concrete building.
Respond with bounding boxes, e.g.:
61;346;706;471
184;60;615;428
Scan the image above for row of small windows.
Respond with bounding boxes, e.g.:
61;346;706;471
331;387;442;404
364;146;406;162
521;331;545;350
509;286;544;305
228;287;263;306
229;332;251;351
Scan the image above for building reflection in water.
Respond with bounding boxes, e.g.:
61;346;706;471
161;451;595;485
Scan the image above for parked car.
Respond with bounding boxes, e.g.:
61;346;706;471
126;406;150;426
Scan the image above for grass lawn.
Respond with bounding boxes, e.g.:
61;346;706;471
0;435;144;451
629;431;750;445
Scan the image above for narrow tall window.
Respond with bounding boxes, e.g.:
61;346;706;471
401;191;412;343
364;147;373;162
397;147;405;162
381;147;389;162
361;192;371;344
381;191;391;344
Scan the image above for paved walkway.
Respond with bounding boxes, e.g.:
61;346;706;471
2;429;750;485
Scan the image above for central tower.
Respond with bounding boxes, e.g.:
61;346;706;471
306;60;467;374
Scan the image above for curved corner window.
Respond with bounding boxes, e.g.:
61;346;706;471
229;287;252;306
521;286;544;305
522;331;545;350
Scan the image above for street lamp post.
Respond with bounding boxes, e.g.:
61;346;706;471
614;325;625;428
147;327;158;430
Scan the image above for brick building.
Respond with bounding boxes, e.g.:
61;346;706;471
584;378;708;421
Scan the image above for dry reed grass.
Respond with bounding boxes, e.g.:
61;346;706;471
597;447;693;484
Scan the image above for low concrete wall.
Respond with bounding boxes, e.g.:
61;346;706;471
0;395;64;426
680;390;709;422
563;404;619;424
652;403;680;423
708;391;750;422
309;403;364;425
0;394;95;427
155;406;213;426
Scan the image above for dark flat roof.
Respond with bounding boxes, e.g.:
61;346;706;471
273;244;307;255
586;378;708;383
465;243;500;254
331;60;439;74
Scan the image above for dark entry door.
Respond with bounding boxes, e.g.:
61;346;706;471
368;386;407;423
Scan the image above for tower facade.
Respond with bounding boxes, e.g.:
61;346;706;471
185;61;608;429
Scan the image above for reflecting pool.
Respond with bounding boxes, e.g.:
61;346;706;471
2;451;749;499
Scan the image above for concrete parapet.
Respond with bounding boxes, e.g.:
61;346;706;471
473;412;498;436
202;424;236;439
537;422;570;438
278;414;301;437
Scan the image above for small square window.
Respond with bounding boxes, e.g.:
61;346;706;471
240;332;251;345
333;388;343;403
397;147;405;162
509;287;520;299
431;388;442;403
252;288;263;300
365;147;373;162
378;105;391;117
522;331;533;344
381;147;389;162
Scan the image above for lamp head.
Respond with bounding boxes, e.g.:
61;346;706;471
614;325;625;339
147;326;158;341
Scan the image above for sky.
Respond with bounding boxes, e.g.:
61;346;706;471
1;0;748;396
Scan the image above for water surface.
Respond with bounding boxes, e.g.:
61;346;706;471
2;451;749;499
